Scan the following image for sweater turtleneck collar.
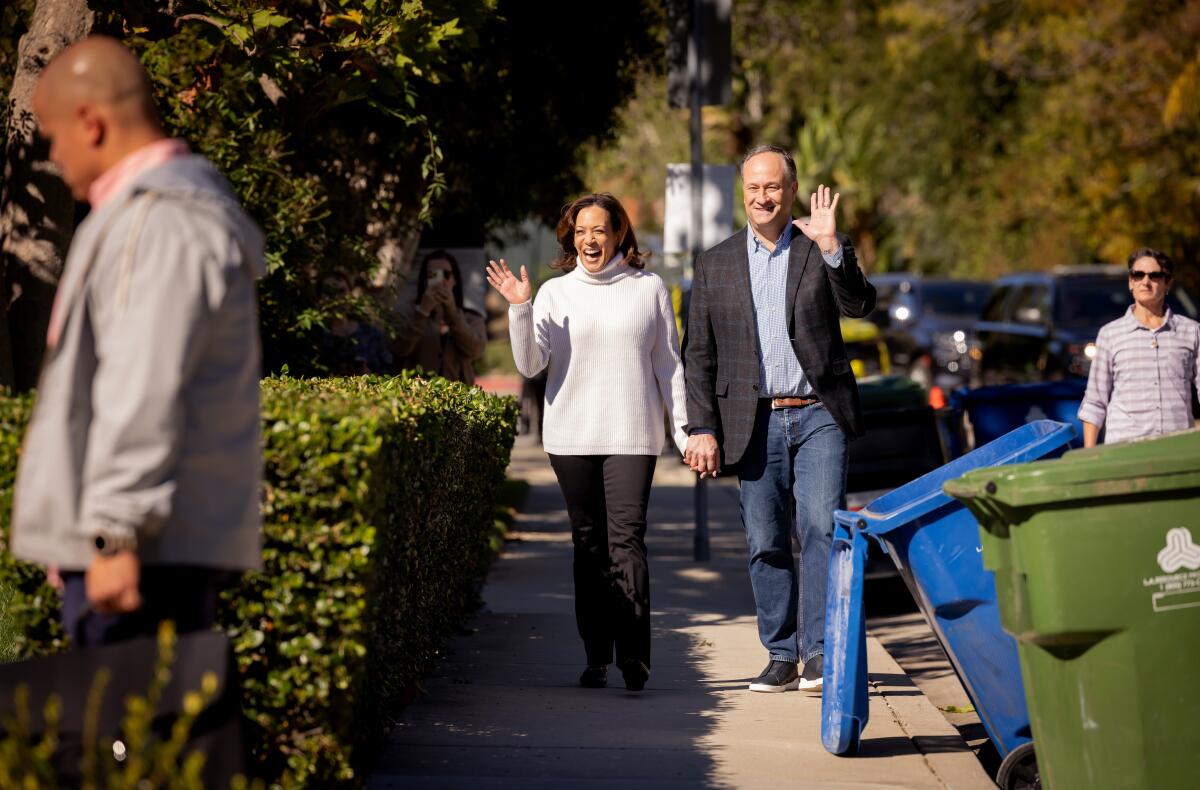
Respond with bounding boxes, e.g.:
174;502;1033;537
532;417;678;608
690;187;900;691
572;251;631;284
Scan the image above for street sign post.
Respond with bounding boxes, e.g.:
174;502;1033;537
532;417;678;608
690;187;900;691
668;0;731;562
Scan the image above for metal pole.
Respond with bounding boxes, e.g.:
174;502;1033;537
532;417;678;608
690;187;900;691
690;0;710;563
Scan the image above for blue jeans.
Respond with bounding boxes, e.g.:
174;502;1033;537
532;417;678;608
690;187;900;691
738;401;848;664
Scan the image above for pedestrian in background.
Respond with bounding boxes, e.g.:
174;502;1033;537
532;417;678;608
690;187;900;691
11;36;264;646
318;272;393;375
487;194;688;692
683;145;876;693
1079;247;1200;447
394;249;487;385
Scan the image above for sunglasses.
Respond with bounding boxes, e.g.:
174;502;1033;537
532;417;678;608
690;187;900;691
1129;270;1167;282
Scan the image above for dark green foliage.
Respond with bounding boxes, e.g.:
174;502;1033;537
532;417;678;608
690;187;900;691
419;0;665;242
0;375;518;785
0;393;65;662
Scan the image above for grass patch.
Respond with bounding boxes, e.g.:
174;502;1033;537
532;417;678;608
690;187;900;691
480;339;518;376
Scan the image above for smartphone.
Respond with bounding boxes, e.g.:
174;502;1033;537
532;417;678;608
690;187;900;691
427;270;446;286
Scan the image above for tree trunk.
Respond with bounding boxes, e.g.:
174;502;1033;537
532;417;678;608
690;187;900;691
370;206;424;307
0;0;93;390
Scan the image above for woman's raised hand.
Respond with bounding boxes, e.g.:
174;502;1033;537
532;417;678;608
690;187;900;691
486;258;532;305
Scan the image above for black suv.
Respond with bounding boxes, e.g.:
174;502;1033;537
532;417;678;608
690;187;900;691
972;266;1199;385
868;274;992;390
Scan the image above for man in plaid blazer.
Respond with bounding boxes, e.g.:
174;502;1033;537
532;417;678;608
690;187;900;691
683;145;875;692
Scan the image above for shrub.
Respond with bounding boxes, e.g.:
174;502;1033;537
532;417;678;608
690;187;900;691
0;374;518;786
0;393;64;661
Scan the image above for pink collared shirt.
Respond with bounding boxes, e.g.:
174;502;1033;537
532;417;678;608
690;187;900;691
86;137;190;210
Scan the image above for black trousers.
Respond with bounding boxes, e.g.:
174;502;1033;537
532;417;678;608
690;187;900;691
548;454;657;668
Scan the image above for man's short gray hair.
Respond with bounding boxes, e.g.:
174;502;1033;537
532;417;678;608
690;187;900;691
740;144;797;185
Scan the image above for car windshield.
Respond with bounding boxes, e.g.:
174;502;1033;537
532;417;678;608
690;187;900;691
920;283;991;318
1055;277;1200;327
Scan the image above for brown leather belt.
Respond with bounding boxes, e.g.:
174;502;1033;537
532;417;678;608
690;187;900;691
769;396;820;409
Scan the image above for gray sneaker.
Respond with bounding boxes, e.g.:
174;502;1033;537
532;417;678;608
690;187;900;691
748;659;799;692
798;654;823;691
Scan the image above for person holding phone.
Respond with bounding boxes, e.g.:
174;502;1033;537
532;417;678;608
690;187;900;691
394;249;487;385
486;193;688;692
1079;247;1200;446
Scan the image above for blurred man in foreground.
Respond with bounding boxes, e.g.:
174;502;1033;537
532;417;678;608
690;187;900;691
11;36;265;646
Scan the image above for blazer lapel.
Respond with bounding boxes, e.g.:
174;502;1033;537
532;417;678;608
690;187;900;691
727;228;759;342
785;232;815;320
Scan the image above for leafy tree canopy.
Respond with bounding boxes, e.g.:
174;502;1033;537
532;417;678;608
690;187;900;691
1;1;662;375
586;0;1200;295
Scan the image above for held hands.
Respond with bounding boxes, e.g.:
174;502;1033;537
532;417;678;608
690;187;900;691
86;551;142;616
683;433;721;478
793;184;840;253
486;259;532;305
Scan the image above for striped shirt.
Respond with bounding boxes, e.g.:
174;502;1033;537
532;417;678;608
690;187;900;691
1078;306;1200;443
746;223;843;397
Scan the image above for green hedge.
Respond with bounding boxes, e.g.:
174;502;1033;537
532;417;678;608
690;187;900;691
0;374;518;786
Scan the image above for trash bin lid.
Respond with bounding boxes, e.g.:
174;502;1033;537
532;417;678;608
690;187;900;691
950;378;1087;408
838;420;1075;534
944;428;1200;507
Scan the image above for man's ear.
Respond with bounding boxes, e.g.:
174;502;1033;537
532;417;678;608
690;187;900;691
77;103;105;147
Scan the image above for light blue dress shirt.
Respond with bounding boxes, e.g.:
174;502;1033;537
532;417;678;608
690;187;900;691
746;223;844;397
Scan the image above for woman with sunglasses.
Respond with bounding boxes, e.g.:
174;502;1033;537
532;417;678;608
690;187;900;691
1079;247;1200;446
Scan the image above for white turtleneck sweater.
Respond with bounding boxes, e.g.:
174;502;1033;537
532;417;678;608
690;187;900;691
509;254;689;456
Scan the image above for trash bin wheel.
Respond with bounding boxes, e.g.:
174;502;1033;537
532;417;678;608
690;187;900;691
996;741;1039;790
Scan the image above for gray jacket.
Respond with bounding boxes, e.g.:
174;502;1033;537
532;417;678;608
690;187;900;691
11;155;266;571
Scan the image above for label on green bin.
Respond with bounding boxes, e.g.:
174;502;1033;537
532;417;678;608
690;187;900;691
1143;526;1200;613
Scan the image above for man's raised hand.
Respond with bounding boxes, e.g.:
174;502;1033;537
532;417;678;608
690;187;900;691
486;258;532;305
794;184;840;253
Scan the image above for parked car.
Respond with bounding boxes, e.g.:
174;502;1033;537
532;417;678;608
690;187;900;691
971;266;1200;386
841;317;891;379
867;274;992;390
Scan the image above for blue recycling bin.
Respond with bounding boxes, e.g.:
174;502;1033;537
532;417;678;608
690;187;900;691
952;379;1086;448
821;420;1076;766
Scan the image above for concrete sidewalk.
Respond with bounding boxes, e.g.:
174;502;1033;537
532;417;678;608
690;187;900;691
372;435;994;789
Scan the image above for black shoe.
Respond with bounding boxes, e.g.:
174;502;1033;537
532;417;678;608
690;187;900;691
748;659;799;692
619;659;650;692
579;665;608;688
798;654;823;691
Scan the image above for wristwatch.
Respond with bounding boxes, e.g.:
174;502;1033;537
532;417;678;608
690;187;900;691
94;530;138;556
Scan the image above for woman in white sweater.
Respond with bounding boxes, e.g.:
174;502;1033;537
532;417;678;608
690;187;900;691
487;193;688;692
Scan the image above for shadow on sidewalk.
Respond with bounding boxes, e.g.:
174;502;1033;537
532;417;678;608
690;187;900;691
371;449;748;788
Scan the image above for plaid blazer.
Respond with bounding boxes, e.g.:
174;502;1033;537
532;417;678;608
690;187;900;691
683;228;876;467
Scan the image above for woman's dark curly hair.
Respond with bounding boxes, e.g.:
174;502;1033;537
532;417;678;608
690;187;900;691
551;193;647;272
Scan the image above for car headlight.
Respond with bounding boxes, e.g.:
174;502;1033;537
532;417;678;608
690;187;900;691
932;331;971;365
1066;342;1098;376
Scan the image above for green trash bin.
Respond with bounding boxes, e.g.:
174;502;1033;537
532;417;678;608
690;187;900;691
944;429;1200;790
